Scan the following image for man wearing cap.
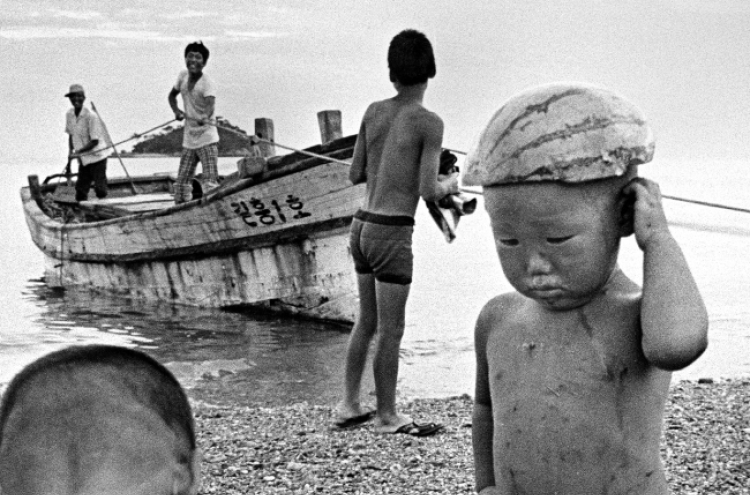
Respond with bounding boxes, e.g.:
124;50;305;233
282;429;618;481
65;84;109;202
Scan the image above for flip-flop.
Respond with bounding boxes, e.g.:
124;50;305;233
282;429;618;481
332;410;376;429
379;421;444;437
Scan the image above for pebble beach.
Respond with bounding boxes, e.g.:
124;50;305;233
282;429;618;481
192;379;749;495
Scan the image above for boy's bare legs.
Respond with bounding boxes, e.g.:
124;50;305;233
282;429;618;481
338;275;412;428
373;279;411;427
337;273;378;419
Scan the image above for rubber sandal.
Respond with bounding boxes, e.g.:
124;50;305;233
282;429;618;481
332;410;376;429
389;421;443;437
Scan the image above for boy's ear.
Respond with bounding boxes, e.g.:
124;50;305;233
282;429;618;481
618;189;635;238
172;448;201;495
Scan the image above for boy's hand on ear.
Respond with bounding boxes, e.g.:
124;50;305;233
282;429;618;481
622;177;671;251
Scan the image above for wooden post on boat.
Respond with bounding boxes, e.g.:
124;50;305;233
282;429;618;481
254;118;275;158
317;110;343;144
27;175;49;213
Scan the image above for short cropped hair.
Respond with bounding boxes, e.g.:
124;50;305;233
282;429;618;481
0;345;195;453
388;29;436;85
184;40;210;62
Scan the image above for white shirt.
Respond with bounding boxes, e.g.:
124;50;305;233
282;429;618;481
65;107;109;165
174;70;220;149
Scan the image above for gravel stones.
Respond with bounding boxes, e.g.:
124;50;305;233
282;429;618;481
194;380;749;494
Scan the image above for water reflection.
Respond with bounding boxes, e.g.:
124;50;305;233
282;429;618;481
13;280;357;407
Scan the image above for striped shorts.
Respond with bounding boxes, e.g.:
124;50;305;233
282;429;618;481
174;143;219;203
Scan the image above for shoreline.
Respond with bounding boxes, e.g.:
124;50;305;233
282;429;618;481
193;378;749;494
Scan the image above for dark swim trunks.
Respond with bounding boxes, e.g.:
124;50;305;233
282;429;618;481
350;210;415;285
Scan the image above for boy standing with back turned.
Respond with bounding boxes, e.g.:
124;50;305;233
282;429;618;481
465;83;708;494
335;29;458;436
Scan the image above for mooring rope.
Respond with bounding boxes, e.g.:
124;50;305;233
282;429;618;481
449;150;749;214
184;116;353;166
77;115;749;215
74;118;178;158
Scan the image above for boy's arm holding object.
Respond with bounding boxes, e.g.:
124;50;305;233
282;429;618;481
418;114;458;202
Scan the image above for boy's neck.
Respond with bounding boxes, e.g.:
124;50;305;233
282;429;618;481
394;82;427;103
188;71;203;83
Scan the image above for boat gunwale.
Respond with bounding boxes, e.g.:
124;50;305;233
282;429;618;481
22;138;356;231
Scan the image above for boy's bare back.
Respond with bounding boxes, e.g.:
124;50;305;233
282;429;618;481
352;97;444;217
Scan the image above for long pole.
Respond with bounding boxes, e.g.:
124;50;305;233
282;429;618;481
91;101;138;195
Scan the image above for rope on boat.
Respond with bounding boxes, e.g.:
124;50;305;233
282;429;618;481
449;150;750;215
203;122;749;216
660;195;750;214
184;116;353;166
74;115;748;216
443;147;468;156
74;118;178;158
459;187;750;215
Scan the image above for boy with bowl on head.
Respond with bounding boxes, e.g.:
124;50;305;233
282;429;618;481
0;345;200;495
465;83;708;494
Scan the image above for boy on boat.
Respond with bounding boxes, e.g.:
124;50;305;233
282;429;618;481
65;83;109;202
0;345;200;495
335;29;459;436
466;83;708;494
168;40;220;204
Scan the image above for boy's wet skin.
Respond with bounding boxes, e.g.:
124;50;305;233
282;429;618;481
477;180;670;493
481;273;671;494
473;172;706;494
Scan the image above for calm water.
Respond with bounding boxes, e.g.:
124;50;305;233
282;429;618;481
1;157;749;405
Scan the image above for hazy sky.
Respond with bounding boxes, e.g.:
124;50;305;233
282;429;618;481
2;0;749;174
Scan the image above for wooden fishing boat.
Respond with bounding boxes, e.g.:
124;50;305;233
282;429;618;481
21;112;364;323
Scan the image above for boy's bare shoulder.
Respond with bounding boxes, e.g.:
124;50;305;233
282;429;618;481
475;292;526;337
410;105;443;126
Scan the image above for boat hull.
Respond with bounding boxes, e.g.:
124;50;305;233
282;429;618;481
41;223;358;322
24;155;364;323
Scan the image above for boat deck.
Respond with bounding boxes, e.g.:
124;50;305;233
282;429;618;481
79;192;175;215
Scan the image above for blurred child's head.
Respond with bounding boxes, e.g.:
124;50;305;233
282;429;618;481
466;82;654;310
388;29;436;86
0;345;199;495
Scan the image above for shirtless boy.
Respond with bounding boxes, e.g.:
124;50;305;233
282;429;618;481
168;41;220;204
335;29;458;435
0;345;200;495
465;83;708;494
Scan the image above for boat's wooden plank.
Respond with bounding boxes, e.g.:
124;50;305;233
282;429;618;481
89;193;174;205
24;160;364;262
41;225;358;322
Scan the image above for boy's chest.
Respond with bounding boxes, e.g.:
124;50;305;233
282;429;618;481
486;306;645;393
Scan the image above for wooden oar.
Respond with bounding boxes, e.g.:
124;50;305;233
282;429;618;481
91;101;138;195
